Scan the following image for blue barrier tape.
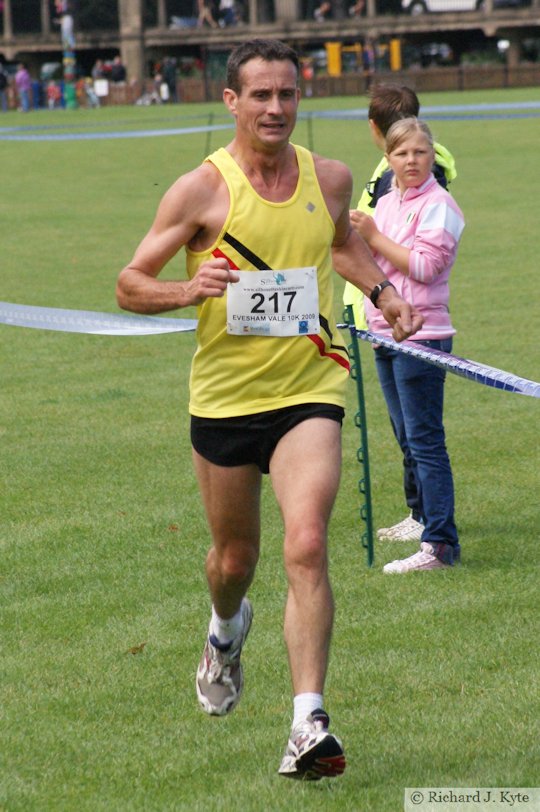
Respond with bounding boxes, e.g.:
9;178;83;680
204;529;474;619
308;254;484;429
0;124;234;142
340;327;540;399
2;303;538;398
0;302;197;336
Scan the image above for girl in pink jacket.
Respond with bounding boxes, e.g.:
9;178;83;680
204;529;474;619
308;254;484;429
352;117;465;573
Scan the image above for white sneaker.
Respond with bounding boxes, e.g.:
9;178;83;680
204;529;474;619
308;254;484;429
278;709;346;781
377;512;424;542
383;542;450;574
196;598;253;716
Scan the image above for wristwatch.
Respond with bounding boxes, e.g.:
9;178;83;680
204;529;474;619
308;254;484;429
369;279;395;308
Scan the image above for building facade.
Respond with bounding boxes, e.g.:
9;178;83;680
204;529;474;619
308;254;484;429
2;0;540;92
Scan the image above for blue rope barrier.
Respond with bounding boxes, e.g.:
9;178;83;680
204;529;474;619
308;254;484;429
337;326;540;399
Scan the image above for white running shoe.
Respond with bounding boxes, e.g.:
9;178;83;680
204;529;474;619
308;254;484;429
196;598;253;716
278;709;346;781
383;542;450;574
377;512;424;542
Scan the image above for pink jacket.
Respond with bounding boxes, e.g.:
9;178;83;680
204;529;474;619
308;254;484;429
365;174;465;340
15;68;31;92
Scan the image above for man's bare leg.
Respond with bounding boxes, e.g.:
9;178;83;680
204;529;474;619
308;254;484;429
193;451;262;617
270;418;346;780
270;418;341;694
193;452;261;715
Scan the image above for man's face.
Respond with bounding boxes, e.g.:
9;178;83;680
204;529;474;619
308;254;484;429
225;58;300;151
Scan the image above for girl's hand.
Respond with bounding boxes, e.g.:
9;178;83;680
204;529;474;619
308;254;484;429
350;210;379;247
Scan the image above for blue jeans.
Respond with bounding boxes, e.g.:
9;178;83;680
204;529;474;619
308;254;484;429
19;89;30;112
374;339;459;565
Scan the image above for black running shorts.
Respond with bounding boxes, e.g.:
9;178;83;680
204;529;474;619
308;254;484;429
191;403;344;474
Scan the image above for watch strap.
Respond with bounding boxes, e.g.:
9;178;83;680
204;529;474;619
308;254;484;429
369;279;395;308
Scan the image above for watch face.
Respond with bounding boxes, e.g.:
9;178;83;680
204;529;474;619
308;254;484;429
370;284;382;306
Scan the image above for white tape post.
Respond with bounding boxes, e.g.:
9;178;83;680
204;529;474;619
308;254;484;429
0;302;197;336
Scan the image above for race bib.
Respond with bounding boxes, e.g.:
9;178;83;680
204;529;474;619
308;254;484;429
226;267;320;337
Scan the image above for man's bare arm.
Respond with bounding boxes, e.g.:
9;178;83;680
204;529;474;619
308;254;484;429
314;155;423;341
315;155;389;292
116;165;238;314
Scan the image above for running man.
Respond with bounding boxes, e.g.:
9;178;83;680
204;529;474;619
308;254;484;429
116;38;423;781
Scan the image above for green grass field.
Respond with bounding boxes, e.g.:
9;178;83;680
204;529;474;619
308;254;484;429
1;87;539;811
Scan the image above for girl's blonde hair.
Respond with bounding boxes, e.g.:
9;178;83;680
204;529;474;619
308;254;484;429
385;117;434;155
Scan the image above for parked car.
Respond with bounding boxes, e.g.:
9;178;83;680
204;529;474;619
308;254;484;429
404;42;454;66
402;0;528;13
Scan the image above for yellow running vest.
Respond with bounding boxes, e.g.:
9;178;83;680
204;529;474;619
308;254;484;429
186;145;350;418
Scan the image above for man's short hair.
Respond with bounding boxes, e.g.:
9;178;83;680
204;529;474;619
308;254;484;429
368;84;420;136
226;39;300;94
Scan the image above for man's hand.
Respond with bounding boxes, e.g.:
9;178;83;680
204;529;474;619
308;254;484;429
116;258;240;314
377;287;424;342
185;258;240;305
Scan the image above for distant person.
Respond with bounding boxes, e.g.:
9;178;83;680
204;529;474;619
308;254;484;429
15;63;31;113
84;77;100;108
197;0;218;27
0;64;8;112
54;0;75;50
46;80;62;110
362;39;375;88
350;118;464;573
110;56;127;84
349;0;365;15
301;60;314;97
314;0;332;20
217;0;238;25
151;70;165;104
116;38;422;781
91;59;106;80
162;57;178;103
343;84;457;545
